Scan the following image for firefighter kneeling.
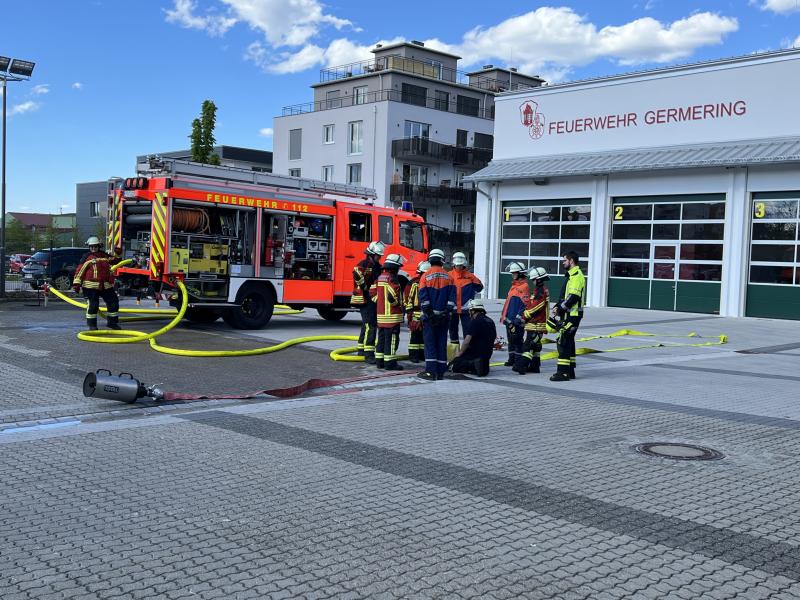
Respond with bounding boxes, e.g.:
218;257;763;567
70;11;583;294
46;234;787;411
369;253;406;371
72;236;122;331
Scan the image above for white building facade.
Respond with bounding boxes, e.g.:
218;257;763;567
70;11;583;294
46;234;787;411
273;41;542;262
468;49;800;320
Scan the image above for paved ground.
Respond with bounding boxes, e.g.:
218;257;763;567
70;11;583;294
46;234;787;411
1;297;800;599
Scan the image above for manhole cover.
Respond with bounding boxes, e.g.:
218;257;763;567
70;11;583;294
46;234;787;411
633;442;724;461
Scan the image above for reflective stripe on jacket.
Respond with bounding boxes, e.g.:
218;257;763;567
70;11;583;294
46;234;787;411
418;265;456;320
501;279;530;326
370;271;404;327
523;285;549;332
451;268;484;313
73;251;120;291
351;258;381;305
403;276;421;320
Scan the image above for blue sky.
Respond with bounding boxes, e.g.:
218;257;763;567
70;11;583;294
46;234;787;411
3;0;799;213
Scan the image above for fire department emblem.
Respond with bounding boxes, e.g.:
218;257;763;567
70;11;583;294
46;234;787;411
520;100;545;139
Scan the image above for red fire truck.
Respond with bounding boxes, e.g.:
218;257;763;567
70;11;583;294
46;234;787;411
108;158;429;328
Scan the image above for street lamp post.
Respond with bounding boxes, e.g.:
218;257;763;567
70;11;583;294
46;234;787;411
0;56;35;298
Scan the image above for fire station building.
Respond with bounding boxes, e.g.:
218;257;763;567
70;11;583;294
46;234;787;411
467;48;800;320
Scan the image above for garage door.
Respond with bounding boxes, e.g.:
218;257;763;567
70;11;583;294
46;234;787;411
498;200;591;298
608;194;724;314
746;192;800;320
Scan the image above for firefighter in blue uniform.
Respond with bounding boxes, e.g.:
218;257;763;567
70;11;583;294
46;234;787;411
417;249;456;381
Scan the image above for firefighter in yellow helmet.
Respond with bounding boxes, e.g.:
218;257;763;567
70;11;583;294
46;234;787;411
72;236;122;331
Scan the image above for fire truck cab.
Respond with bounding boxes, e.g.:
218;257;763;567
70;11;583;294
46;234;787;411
109;158;428;329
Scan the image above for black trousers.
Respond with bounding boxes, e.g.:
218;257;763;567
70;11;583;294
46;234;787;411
408;325;424;361
451;354;491;377
505;323;524;364
85;288;119;325
357;302;377;355
448;312;472;343
556;316;581;376
376;324;401;366
515;331;543;373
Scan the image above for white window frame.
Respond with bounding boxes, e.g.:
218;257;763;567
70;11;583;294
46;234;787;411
89;202;101;218
348;120;363;155
321;165;334;182
404;120;430;139
353;86;368;105
347;163;362;185
453;212;464;233
288;168;301;177
323;124;335;144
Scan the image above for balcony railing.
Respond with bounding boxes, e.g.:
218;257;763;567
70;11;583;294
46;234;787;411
391;137;492;169
390;183;477;205
282;88;494;119
319;54;538;93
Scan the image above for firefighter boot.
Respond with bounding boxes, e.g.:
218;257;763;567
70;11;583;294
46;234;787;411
570;358;577;379
513;354;531;375
528;356;541;374
364;352;376;364
86;318;98;331
375;357;385;369
503;353;515;367
384;360;403;371
107;316;122;331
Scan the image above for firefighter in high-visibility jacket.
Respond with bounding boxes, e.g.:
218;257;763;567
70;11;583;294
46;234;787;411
418;249;456;381
550;250;587;382
72;236;122;331
369;253;406;371
448;251;484;352
403;260;430;363
500;262;529;367
351;241;385;363
513;267;550;375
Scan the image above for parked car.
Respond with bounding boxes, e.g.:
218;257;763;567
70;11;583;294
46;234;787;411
22;247;88;291
7;253;31;274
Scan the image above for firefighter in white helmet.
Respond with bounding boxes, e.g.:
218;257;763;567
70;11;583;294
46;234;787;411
72;236;122;331
417;249;456;380
351;240;385;362
513;267;550;374
369;253;406;370
448;251;484;352
499;261;529;368
403;260;430;363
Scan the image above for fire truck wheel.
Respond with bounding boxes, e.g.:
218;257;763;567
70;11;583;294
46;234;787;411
229;285;275;329
185;307;220;324
317;306;347;321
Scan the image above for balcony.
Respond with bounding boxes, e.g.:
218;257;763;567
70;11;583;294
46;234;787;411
390;183;477;205
319;54;538;93
282;88;494;119
391;138;492;169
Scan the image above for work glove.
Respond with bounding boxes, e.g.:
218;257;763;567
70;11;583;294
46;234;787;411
73;284;81;294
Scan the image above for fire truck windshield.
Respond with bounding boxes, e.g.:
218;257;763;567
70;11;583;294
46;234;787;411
400;221;425;251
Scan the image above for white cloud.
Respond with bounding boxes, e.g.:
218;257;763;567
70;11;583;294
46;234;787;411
31;84;50;95
759;0;800;13
258;127;273;137
72;82;83;90
9;101;41;116
164;0;236;36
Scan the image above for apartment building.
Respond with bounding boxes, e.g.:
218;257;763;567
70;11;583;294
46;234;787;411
273;41;542;259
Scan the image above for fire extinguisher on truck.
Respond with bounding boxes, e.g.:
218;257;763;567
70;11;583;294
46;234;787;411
107;158;429;329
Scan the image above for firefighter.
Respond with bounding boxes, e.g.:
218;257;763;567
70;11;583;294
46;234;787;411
550;251;587;382
72;236;122;331
451;299;497;377
513;267;550;375
351;241;385;363
500;262;529;367
417;248;456;381
403;260;430;363
448;251;484;352
370;253;406;371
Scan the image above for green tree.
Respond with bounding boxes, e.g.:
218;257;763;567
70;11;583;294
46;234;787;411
4;219;30;254
189;100;220;164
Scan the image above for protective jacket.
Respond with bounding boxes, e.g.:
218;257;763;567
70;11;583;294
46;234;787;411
351;258;381;305
73;251;121;291
500;279;530;326
557;266;586;317
403;275;422;326
522;285;549;332
418;265;456;321
451;269;484;314
370;271;404;327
